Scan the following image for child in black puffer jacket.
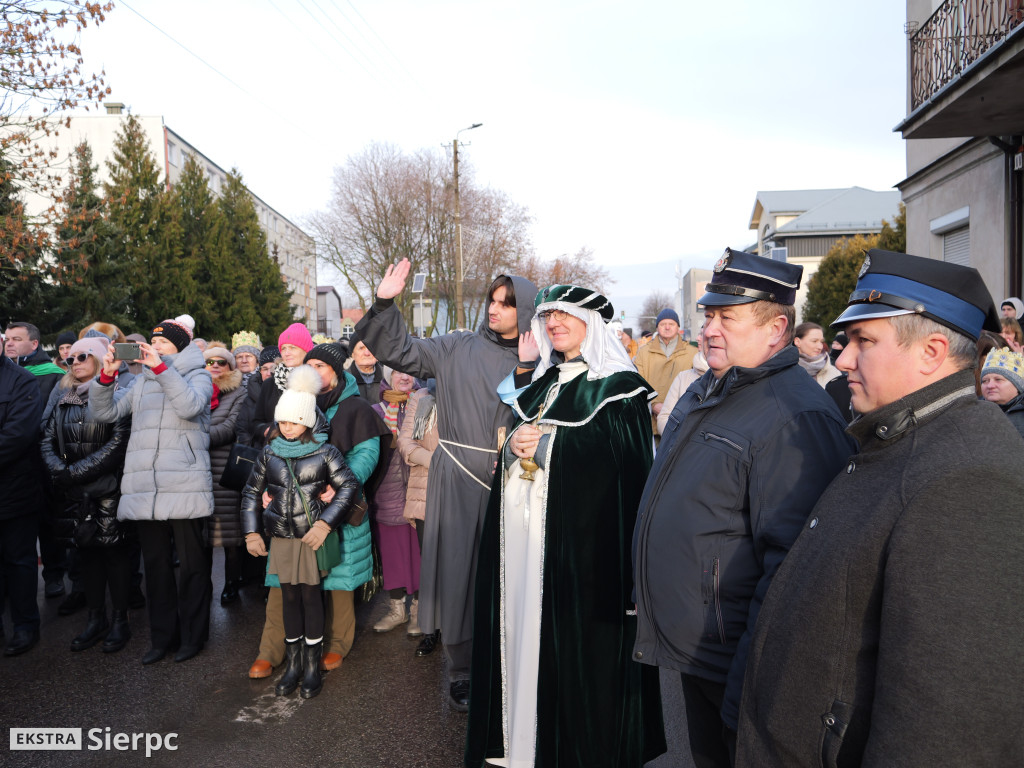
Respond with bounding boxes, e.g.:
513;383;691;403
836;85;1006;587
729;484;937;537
241;365;359;699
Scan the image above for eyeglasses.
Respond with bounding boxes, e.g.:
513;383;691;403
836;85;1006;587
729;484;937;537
205;359;228;368
537;309;570;323
64;353;91;366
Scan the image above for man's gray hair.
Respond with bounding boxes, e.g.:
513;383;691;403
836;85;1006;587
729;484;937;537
889;314;976;370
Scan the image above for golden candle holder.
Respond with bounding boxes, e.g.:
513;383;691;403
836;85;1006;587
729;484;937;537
518;403;544;481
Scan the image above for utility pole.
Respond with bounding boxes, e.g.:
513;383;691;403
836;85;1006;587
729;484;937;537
453;122;482;329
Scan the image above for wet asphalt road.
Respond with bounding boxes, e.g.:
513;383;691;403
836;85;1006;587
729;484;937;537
1;549;694;768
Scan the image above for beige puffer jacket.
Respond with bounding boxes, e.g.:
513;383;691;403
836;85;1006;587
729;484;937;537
396;387;438;522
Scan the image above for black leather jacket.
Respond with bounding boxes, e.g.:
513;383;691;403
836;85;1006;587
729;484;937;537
240;441;360;539
40;391;132;547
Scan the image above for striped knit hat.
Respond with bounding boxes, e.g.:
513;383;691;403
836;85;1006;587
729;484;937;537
982;348;1024;394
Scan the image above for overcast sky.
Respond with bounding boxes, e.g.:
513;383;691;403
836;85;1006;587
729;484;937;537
74;0;909;320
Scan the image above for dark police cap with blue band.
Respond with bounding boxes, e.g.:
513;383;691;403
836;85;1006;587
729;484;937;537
831;249;1000;340
699;248;804;307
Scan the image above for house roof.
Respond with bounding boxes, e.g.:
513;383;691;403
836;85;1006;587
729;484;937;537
749;189;846;230
775;187;901;235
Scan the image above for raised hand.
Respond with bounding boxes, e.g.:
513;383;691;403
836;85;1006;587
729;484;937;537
518;331;540;363
376;258;412;300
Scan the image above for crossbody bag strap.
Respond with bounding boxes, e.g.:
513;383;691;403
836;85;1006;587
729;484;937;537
284;458;315;529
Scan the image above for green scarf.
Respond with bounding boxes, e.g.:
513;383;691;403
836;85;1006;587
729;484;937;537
26;361;66;378
270;432;327;458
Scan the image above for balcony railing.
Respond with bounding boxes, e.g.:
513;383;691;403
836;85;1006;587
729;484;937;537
910;0;1024;109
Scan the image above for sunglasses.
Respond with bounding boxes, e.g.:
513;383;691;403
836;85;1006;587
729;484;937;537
64;353;92;366
205;359;229;368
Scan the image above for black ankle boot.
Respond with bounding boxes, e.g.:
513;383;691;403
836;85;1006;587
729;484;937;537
102;611;131;653
299;639;323;699
275;639;303;696
71;610;109;652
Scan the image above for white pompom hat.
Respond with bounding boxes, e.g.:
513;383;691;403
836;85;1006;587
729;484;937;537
274;365;322;427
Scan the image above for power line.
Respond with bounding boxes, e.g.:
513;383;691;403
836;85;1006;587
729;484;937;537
294;0;384;86
307;0;380;75
265;0;341;74
339;0;425;90
117;0;316;142
119;1;258;106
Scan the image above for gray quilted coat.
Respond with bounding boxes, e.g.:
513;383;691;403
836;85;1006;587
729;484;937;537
88;343;214;522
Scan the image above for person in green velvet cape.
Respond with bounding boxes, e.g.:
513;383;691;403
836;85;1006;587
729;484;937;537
466;285;666;768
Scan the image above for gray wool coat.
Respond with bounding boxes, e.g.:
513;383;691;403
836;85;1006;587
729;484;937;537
735;369;1024;767
88;343;214;522
354;277;538;645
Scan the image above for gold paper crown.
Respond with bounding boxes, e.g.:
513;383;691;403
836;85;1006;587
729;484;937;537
231;330;262;351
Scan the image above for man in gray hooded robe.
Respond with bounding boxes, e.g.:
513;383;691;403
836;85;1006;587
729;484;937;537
355;259;538;711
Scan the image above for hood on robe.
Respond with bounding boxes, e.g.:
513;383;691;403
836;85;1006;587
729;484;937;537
477;275;538;342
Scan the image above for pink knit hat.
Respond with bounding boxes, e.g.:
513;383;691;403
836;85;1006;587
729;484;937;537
67;337;109;366
278;323;314;353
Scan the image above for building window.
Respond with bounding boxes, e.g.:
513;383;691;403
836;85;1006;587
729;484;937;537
942;226;970;267
168;142;178;167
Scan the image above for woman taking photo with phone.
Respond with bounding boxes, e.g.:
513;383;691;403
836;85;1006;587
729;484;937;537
88;314;214;666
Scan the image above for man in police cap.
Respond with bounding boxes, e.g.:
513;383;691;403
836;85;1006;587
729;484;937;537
632;248;854;767
735;250;1024;766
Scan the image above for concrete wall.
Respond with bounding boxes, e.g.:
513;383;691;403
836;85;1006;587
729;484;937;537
681;268;712;341
900;138;1007;298
791;255;824;326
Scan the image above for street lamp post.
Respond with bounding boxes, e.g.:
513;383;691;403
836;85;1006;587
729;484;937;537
453;122;482;329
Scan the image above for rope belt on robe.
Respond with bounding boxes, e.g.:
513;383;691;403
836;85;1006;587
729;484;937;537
437;439;497;491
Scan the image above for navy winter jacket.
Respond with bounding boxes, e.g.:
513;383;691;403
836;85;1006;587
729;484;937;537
632;345;855;729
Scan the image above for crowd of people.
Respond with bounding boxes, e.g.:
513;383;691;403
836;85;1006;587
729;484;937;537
1;244;1022;766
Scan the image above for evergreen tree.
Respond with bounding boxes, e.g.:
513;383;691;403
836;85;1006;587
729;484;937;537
165;154;213;331
802;233;879;331
803;205;907;332
103;114;184;331
51;141;132;331
213;169;294;341
0;153;49;329
877;203;907;253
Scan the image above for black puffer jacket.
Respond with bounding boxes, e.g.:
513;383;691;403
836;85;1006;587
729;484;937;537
999;390;1024;440
40;387;132;547
240;440;360;539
